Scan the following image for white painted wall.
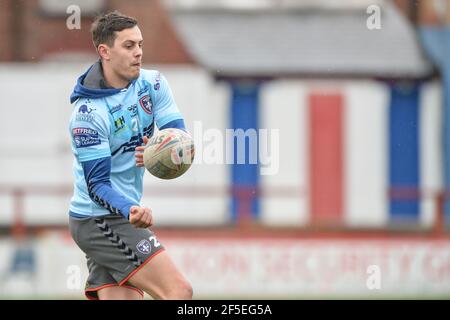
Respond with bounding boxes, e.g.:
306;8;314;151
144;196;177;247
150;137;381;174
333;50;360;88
344;80;389;227
259;80;309;226
0;64;444;228
420;81;443;228
0;63;229;226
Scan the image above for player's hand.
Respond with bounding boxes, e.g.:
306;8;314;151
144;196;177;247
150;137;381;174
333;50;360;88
129;205;153;228
135;136;149;167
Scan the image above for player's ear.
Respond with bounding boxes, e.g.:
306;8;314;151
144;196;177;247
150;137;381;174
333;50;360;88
97;44;110;61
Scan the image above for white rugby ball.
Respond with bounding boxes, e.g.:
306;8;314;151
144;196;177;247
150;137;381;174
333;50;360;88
143;128;195;179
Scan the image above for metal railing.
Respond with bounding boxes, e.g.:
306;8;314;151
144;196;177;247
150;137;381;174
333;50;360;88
0;184;448;237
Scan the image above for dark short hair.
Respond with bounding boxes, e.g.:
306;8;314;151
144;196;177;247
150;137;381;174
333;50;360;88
91;11;138;49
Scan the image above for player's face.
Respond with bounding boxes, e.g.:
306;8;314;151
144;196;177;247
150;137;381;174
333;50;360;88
108;26;143;81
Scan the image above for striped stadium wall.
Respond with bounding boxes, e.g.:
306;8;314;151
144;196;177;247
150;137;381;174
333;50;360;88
261;79;443;228
309;92;344;226
0;65;443;228
388;82;421;222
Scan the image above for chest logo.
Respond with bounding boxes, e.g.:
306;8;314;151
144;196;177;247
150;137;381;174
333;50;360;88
128;104;138;117
114;115;127;133
139;95;153;115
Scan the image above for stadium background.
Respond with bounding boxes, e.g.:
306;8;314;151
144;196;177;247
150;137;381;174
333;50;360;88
0;0;450;299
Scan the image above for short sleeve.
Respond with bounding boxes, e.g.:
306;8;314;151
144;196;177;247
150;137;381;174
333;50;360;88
153;73;184;128
69;102;111;162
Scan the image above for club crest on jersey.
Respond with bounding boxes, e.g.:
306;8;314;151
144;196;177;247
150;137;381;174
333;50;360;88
139;95;153;115
136;239;151;254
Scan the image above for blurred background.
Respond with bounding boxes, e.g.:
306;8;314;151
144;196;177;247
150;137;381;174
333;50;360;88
0;0;450;299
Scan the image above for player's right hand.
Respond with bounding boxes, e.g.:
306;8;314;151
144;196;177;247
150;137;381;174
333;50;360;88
135;135;149;167
129;205;153;228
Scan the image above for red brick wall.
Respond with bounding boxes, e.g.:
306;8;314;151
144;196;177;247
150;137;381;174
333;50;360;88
0;0;194;64
393;0;441;25
0;0;12;61
110;0;194;64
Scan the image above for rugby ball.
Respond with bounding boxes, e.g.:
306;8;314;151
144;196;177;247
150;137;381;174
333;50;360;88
143;128;195;179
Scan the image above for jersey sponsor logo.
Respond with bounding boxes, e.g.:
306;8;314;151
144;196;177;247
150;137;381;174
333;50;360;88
72;128;97;135
76;114;95;122
137;84;149;97
78;105;94;114
154;72;161;90
139;95;153;115
109;104;122;115
128;104;138;117
136;239;151;254
72;127;100;148
76;104;96;122
114;115;127;133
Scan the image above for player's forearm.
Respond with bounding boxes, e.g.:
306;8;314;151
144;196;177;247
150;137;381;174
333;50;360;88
82;157;137;219
88;182;136;219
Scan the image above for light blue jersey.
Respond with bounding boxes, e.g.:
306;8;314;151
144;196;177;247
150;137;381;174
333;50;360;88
68;62;184;218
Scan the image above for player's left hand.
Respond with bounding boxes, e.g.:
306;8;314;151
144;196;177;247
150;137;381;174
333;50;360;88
129;205;153;228
135;135;149;167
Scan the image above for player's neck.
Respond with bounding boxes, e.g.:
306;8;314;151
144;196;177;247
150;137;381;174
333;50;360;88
101;62;129;89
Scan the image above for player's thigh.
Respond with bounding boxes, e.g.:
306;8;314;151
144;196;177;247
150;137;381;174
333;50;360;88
127;250;192;299
97;285;143;300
